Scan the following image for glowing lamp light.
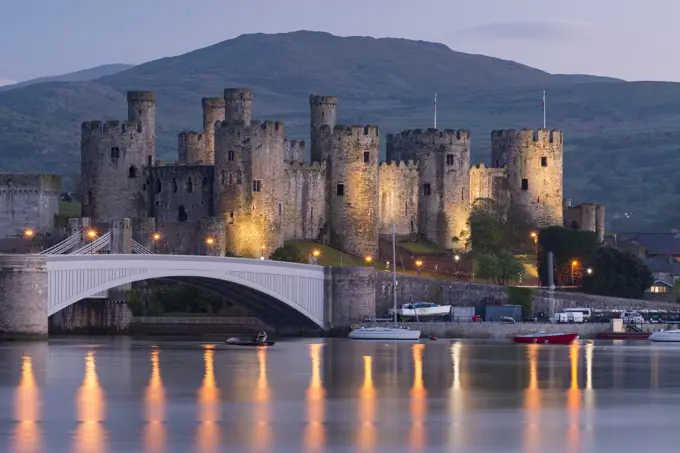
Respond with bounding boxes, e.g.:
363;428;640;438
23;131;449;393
24;229;34;238
454;255;460;262
152;233;161;241
87;230;97;239
530;232;537;239
206;238;214;245
313;250;320;257
415;260;423;268
572;260;578;266
365;256;373;263
587;268;593;275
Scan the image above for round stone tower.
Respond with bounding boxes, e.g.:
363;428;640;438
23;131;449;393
223;88;253;124
386;129;471;249
325;125;380;259
309;95;338;163
491;129;563;227
127;91;156;151
178;132;206;164
202;97;225;163
0;254;48;338
214;120;285;258
81;91;156;223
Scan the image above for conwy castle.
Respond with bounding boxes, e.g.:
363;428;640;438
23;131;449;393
1;88;604;257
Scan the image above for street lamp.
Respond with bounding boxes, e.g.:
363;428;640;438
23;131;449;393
261;245;266;260
415;259;423;278
313;250;320;258
454;254;460;280
153;233;160;241
24;229;34;238
152;233;160;253
571;260;579;285
365;256;373;264
530;232;539;287
86;229;97;254
587;268;593;275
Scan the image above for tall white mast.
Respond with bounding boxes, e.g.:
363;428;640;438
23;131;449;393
434;93;437;129
542;90;546;129
392;223;397;327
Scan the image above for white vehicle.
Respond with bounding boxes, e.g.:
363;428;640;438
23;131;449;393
564;308;592;321
551;312;584;324
621;311;644;325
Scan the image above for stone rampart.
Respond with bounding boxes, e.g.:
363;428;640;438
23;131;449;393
0;254;48;338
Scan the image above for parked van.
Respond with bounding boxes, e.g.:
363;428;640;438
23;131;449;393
564;308;592;321
551;312;584;324
621;311;644;325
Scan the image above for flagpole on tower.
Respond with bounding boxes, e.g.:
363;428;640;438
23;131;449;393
542;90;546;129
434;93;437;129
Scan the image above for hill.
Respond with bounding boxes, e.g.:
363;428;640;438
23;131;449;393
0;64;134;92
0;30;678;232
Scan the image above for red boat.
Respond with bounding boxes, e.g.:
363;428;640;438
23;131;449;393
513;332;579;344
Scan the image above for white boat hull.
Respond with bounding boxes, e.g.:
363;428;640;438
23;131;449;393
348;327;421;340
649;330;680;342
389;305;451;320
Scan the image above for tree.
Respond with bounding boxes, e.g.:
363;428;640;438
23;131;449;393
673;279;680;302
464;198;536;256
581;246;653;299
475;252;524;285
270;243;306;264
507;287;535;319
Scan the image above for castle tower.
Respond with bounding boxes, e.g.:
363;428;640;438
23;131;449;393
177;132;206;164
223;88;253;124
323;125;380;258
81;92;156;223
491;129;563;227
202;97;225;162
386;129;471;249
309;95;337;163
595;204;605;243
214;120;285;258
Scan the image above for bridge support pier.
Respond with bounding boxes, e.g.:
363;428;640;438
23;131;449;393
0;255;48;339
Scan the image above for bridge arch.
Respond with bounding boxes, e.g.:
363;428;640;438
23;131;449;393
45;255;326;328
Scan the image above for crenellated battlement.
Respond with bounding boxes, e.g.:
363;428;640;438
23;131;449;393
309;95;338;106
387;128;470;144
285;160;326;173
202;97;225;109
178;131;205;142
471;162;507;171
81;120;143;136
321;124;380;138
127;91;156;103
379;160;419;172
492;128;562;145
224;88;252;101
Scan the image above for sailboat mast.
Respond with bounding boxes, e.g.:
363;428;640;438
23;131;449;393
392;222;398;326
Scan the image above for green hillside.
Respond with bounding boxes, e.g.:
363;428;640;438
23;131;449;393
0;31;679;231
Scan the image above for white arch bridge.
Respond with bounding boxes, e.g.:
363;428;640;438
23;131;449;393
45;255;327;328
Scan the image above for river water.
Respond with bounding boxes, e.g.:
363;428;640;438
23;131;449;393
0;337;677;453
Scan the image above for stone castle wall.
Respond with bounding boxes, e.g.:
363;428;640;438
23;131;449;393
309;95;337;163
469;163;509;207
564;202;605;243
178;132;207;164
147;164;213;222
285;139;306;162
283;162;326;241
323;125;380;258
0;173;61;237
202;97;225;163
386;129;471;248
491;129;563;227
378;160;419;235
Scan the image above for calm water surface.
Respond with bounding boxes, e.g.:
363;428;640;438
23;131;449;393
0;337;678;452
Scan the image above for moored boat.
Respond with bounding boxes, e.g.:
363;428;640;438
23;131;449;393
513;332;579;344
597;332;651;340
649;330;680;342
388;302;451;320
348;326;421;340
225;331;275;347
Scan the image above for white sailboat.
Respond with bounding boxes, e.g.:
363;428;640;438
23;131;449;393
349;223;422;340
649;329;680;342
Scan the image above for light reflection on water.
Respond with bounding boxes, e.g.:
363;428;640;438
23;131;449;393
5;339;680;452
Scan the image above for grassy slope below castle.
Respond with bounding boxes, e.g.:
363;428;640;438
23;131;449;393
3;31;680;231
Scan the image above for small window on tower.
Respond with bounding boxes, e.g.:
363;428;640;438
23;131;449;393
186;178;193;193
110;147;120;161
521;179;529;190
155;179;162;194
128;166;137;178
337;183;345;196
278;203;282;216
541;157;548;167
228;150;235;162
364;152;370;163
446;154;454;166
253;180;262;192
423;183;431;196
172;179;178;193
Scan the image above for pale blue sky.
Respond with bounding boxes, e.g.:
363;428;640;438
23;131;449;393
0;0;677;84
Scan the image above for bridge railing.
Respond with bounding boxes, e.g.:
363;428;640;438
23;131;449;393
131;316;263;325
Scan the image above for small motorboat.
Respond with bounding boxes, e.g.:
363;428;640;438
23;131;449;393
348;326;421;340
513;332;579;344
649;330;680;342
597;332;651;340
225;331;275;347
388;302;452;321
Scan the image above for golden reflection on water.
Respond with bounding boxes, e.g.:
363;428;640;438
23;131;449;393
196;345;221;453
303;344;325;452
584;342;595;436
522;344;541;453
250;346;272;451
12;354;42;453
357;355;376;451
566;342;582;453
448;342;464;449
72;351;107;453
143;347;166;452
409;344;426;449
